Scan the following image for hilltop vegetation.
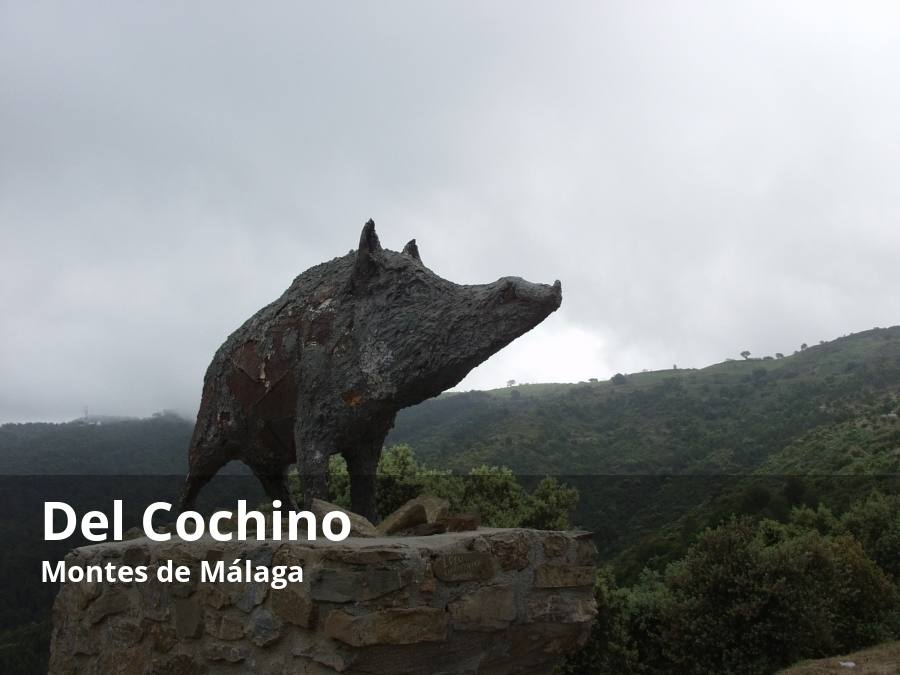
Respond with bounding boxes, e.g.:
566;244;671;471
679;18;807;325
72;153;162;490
389;326;900;476
0;411;193;475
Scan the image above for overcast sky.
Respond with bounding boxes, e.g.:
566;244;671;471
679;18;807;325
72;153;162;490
3;2;900;423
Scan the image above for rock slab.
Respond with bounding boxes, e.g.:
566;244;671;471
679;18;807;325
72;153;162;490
49;528;596;675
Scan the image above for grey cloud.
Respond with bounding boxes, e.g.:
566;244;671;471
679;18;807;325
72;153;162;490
3;2;900;422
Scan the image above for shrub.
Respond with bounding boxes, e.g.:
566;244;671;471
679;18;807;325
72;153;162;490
841;490;900;580
320;445;579;529
561;516;900;675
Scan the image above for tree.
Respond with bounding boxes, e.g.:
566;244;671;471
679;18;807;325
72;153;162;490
740;350;751;360
841;490;900;579
321;443;456;516
801;343;808;351
319;445;579;531
523;477;579;530
775;353;784;359
654;519;900;673
563;516;900;675
611;373;627;385
506;379;516;388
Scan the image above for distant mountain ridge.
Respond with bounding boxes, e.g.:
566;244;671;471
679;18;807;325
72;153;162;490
2;326;900;478
0;410;191;474
390;326;900;476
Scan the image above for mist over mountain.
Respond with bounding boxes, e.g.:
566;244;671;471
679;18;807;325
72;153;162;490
4;325;899;480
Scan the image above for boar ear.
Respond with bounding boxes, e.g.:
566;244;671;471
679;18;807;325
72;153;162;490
402;239;421;262
358;219;382;255
353;219;382;282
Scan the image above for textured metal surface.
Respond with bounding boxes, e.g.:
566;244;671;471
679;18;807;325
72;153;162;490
180;220;562;521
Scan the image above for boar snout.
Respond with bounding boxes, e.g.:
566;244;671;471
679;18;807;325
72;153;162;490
549;279;563;306
497;277;563;311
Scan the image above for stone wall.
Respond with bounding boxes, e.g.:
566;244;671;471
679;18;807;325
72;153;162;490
50;528;597;674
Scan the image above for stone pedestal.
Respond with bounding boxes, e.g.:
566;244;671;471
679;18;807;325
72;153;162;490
50;529;597;674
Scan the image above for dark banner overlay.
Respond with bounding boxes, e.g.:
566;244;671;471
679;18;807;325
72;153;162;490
4;474;900;625
0;473;897;672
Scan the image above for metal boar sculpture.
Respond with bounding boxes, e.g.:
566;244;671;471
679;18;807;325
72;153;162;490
179;220;562;522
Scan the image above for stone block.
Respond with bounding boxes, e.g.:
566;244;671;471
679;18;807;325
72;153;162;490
324;607;449;646
204;609;245;640
448;585;517;631
86;587;131;624
376;502;427;536
204;640;250;663
525;593;596;624
533;563;595;588
172;596;203;638
309;566;409;602
490;531;531;570
50;529;596;675
432;551;495;582
437;513;480;532
311;498;378;538
270;584;316;627
247;606;283;647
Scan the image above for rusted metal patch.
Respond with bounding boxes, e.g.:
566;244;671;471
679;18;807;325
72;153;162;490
306;313;334;343
254;373;297;420
226;369;266;411
341;391;365;407
233;340;261;378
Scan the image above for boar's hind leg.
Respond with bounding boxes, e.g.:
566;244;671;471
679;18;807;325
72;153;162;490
345;449;380;524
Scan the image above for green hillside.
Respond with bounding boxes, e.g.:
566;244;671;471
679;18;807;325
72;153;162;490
4;326;899;480
3;326;898;569
3;327;899;565
0;411;192;475
3;327;900;674
389;326;900;477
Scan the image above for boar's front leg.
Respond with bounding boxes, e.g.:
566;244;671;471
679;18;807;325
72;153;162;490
248;461;298;510
295;424;331;510
297;446;330;509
